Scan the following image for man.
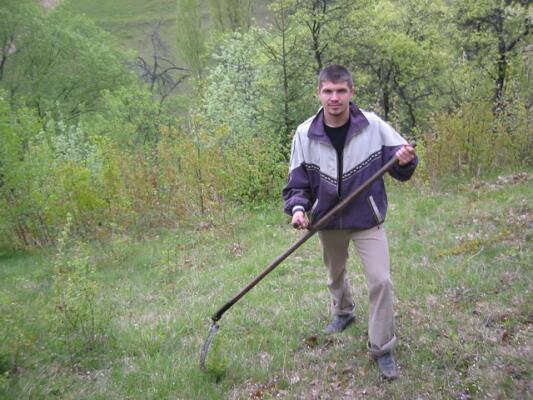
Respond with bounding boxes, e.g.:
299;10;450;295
282;65;417;380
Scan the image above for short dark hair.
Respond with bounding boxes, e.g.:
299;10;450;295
318;65;353;89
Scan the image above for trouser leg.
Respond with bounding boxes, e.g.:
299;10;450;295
318;230;355;316
350;225;396;357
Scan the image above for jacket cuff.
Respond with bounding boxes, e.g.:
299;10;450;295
292;205;305;215
396;159;416;169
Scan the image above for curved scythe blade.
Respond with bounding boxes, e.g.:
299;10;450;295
199;322;219;372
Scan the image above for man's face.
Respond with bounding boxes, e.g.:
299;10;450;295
317;80;354;118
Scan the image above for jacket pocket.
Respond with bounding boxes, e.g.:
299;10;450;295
367;195;384;225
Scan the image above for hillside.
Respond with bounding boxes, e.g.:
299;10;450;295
1;3;530;396
69;0;273;60
1;174;531;398
71;0;178;57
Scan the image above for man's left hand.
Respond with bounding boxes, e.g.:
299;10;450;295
396;144;416;166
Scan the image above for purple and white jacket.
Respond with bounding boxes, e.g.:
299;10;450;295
282;103;418;230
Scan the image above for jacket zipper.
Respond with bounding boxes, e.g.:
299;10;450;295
337;149;342;230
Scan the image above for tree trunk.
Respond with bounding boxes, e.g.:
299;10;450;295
494;11;506;112
280;0;291;144
382;89;390;121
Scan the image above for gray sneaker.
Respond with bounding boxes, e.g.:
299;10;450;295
324;314;355;334
376;352;398;380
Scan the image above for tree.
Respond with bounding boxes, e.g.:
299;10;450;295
0;2;130;120
455;0;531;111
176;0;206;83
266;0;295;141
0;0;39;82
204;30;265;141
209;0;253;32
135;22;188;106
257;0;317;146
343;0;450;132
295;0;353;73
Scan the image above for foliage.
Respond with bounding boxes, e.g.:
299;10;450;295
0;0;132;120
205;26;316;149
263;0;319;146
0;1;531;397
292;0;355;73
156;112;286;215
208;0;253;32
176;0;206;82
88;85;165;148
423;98;531;189
0;292;33;378
215;130;287;204
204;30;267;141
453;0;531;108
0;95;54;248
0;0;531;251
341;0;452;133
0;93;117;248
424;102;499;181
52;214;111;351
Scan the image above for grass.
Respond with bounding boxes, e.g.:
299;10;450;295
69;0;273;61
1;173;532;399
69;0;179;61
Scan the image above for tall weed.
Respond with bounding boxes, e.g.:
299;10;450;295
0;294;33;377
422;100;530;189
52;214;110;352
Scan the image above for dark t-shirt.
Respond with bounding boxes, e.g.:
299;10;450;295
324;119;350;195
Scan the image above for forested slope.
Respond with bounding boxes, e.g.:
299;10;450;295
0;0;531;398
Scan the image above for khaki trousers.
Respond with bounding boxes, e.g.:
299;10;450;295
318;225;396;357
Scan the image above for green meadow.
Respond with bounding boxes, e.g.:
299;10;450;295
70;0;271;58
1;175;531;399
70;0;178;60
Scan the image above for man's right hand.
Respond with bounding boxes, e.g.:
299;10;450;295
291;210;309;230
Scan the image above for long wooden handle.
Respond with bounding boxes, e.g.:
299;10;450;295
211;145;413;322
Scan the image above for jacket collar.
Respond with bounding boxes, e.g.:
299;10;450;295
307;103;369;145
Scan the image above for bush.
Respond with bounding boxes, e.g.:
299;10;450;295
422;100;530;189
52;214;111;351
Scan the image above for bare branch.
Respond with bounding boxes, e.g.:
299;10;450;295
132;21;188;102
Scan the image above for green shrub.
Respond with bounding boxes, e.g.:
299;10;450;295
422;100;530;188
52;214;111;351
0;98;55;248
